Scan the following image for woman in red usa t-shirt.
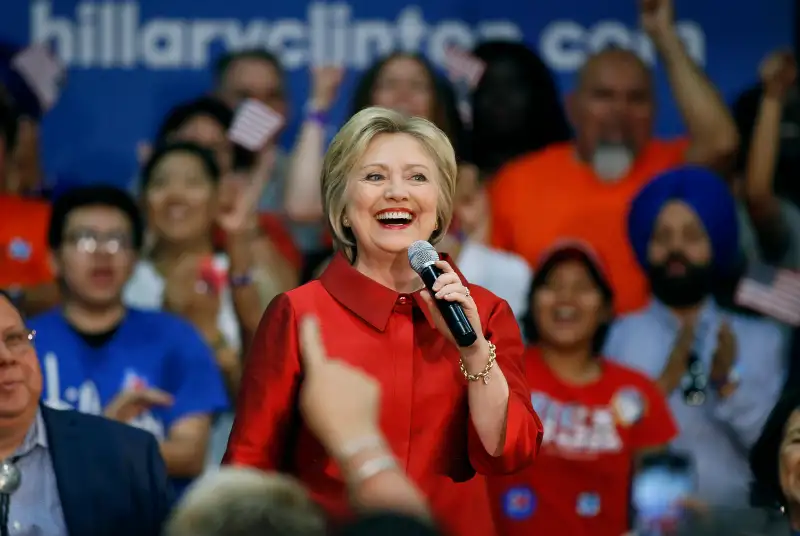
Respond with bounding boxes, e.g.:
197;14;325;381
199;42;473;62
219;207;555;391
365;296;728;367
487;240;678;536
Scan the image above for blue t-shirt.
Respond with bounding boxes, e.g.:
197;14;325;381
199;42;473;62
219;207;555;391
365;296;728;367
29;308;229;491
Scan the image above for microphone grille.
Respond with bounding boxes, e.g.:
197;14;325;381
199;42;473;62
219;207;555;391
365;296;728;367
408;240;439;273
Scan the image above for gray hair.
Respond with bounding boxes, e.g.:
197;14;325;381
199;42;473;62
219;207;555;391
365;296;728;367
164;467;325;536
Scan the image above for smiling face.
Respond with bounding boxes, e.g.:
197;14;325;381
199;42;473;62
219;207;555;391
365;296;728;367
144;150;218;244
371;56;435;120
0;296;41;423
345;133;440;260
533;258;608;351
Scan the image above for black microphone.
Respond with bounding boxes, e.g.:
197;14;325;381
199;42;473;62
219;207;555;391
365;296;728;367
408;241;477;347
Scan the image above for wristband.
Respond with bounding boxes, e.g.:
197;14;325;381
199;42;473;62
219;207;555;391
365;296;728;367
229;272;255;288
306;109;329;126
351;456;397;484
336;435;384;460
305;102;330;125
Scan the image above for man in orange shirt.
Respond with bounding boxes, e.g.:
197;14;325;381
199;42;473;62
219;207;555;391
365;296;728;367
0;93;58;315
489;0;738;314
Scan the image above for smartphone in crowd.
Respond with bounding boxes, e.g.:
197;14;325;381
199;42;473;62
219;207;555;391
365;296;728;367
631;452;694;536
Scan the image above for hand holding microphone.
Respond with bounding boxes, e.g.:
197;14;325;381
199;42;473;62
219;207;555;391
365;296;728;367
408;241;480;348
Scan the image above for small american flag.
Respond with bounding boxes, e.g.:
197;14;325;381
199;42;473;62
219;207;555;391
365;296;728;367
444;46;486;89
11;44;66;112
228;99;284;151
735;263;800;325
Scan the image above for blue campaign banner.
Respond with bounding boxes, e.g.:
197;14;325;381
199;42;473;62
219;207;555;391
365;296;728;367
0;1;793;189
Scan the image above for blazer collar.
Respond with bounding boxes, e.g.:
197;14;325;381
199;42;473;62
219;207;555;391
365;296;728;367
319;251;467;332
41;405;95;536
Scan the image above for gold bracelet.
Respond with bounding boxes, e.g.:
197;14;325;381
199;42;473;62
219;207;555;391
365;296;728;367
460;341;497;385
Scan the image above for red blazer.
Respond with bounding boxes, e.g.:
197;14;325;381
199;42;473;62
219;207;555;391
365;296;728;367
223;252;543;536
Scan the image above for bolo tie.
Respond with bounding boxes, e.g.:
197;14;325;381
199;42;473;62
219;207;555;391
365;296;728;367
0;457;21;536
681;351;707;406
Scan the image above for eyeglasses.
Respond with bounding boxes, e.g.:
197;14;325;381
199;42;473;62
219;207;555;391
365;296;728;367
0;329;35;356
64;231;132;255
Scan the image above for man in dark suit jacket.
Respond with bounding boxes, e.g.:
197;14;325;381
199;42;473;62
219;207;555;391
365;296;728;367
0;291;172;535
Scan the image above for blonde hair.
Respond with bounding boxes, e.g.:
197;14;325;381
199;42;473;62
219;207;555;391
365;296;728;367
321;106;457;263
164;467;325;536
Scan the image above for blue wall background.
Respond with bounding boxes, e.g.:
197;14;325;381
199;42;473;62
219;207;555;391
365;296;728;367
0;1;792;187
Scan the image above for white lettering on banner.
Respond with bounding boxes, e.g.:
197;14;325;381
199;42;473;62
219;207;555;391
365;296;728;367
531;391;622;456
41;352;166;439
30;1;522;70
540;19;706;70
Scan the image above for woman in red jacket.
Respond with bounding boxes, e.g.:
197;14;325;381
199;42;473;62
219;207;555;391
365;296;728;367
487;240;677;536
223;106;543;536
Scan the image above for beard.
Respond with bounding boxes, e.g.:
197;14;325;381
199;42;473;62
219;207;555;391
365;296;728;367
591;142;635;182
648;253;714;308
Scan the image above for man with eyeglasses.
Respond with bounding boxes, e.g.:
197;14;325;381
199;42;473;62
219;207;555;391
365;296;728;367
26;185;228;494
0;289;172;535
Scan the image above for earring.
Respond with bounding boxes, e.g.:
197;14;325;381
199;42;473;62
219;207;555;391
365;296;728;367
434;220;439;231
343;216;350;227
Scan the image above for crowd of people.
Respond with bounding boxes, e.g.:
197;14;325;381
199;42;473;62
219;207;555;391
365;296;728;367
1;0;800;534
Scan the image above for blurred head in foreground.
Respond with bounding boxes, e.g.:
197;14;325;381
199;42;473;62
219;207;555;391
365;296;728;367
163;467;325;536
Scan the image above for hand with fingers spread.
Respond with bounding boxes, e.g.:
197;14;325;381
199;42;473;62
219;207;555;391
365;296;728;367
298;316;381;453
104;387;174;423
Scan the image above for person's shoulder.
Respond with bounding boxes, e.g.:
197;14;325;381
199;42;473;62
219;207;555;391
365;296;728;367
284;279;326;303
2;196;51;213
27;308;63;329
261;281;328;321
467;283;516;317
492;143;574;185
644;137;690;163
123;308;202;338
609;307;654;329
727;310;784;341
45;406;156;448
602;359;660;387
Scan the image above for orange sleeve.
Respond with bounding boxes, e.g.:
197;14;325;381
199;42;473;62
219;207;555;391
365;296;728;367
487;168;518;252
223;293;301;470
663;137;692;165
630;377;679;451
467;300;543;475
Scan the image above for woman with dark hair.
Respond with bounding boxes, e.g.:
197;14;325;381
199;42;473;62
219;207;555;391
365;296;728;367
750;389;800;535
471;41;571;179
349;52;459;144
486;239;677;536
283;53;465;281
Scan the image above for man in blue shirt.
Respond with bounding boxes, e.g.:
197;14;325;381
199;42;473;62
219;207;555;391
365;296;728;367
604;166;785;509
29;185;228;492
